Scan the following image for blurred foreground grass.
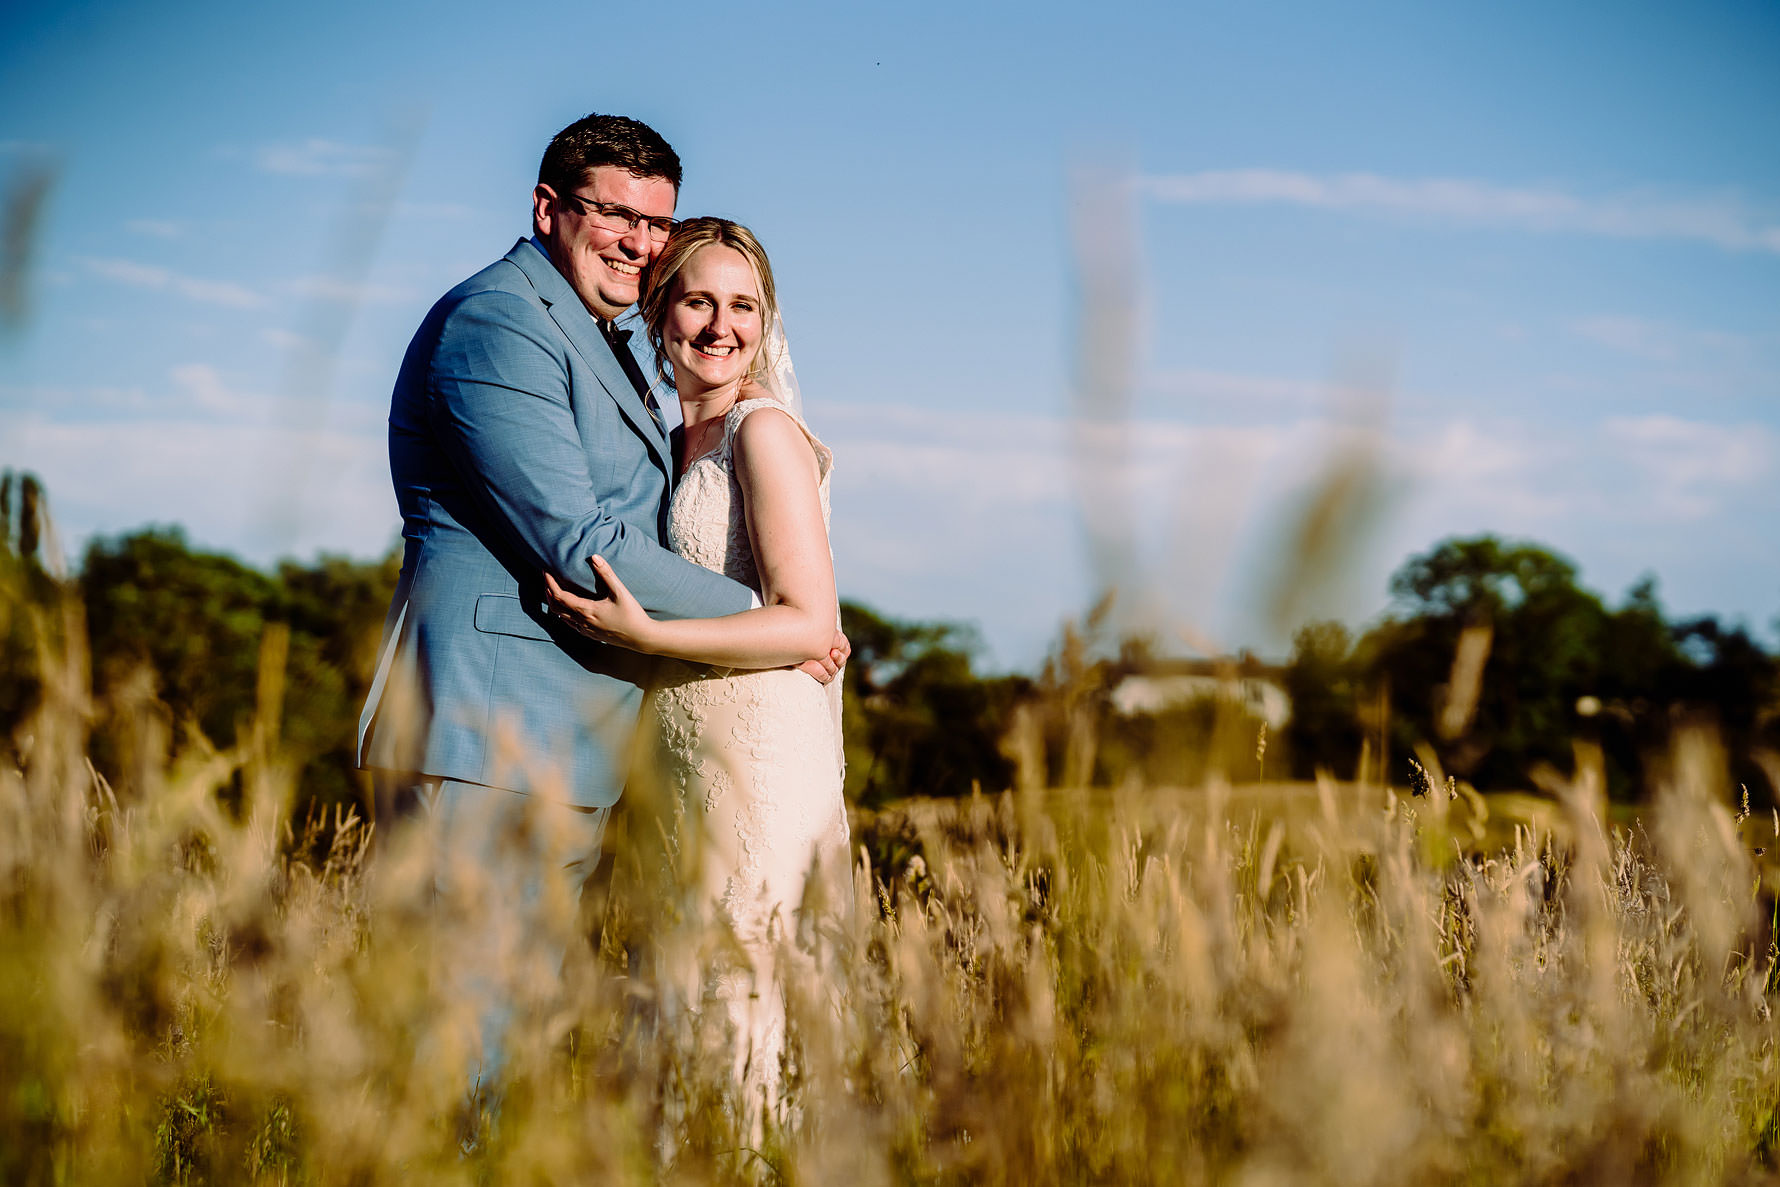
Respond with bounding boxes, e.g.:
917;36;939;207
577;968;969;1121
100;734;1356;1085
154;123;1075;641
7;570;1780;1186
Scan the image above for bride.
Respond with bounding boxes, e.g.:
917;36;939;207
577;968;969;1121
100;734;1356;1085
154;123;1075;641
541;216;849;1110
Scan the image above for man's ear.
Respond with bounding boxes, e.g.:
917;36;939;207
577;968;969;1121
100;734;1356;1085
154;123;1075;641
532;184;557;238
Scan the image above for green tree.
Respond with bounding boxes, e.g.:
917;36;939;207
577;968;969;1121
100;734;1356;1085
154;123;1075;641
0;470;63;740
1283;620;1364;779
1372;536;1611;788
1667;614;1780;796
80;528;398;813
1318;536;1780;800
840;601;1030;805
82;528;282;752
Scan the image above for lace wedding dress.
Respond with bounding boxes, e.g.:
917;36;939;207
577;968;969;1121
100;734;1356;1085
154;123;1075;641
649;396;850;1107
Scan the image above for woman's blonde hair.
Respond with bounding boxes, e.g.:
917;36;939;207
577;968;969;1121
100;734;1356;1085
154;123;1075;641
640;217;779;386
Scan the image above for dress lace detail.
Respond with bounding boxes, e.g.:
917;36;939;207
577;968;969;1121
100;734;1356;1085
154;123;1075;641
648;398;849;1118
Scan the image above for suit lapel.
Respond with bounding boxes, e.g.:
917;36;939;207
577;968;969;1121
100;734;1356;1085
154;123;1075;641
504;239;670;475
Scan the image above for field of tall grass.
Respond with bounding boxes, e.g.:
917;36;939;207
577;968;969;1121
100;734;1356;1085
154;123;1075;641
6;574;1780;1186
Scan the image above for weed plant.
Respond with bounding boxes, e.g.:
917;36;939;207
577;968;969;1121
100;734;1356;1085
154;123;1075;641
5;578;1780;1186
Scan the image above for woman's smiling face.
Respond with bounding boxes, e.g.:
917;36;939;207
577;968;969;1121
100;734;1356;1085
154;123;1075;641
662;244;764;395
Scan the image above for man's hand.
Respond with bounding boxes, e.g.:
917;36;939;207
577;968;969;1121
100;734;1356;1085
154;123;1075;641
796;629;851;685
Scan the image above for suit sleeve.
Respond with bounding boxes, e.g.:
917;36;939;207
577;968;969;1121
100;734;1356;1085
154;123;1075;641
428;288;755;620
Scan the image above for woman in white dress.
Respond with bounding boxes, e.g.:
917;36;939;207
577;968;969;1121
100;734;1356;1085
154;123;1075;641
542;217;849;1111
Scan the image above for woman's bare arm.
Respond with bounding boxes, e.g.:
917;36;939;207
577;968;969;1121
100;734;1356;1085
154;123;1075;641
543;406;837;668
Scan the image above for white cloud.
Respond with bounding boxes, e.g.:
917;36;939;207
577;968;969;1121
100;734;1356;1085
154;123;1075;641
7;362;342;425
0;412;395;565
285;274;419;305
257;138;390;178
1603;414;1775;520
7;367;287;421
1571;315;1756;363
1145;368;1324;411
168;362;279;418
259;327;314;352
1141;170;1780;255
81;256;265;309
394;200;479;220
1572;315;1678;361
6;388;1769;666
125;219;184;239
0;381;152;413
822;405;1323;660
819;398;1780;661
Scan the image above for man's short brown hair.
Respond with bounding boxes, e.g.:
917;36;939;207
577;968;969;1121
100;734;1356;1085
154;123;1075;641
538;113;682;196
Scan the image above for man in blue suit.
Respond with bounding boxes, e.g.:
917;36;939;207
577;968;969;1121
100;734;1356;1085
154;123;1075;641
357;115;839;953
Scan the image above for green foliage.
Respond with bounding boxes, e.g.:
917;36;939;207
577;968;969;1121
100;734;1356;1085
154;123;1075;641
78;527;399;814
33;518;1780;812
1283;619;1364;778
1388;533;1586;620
1378;537;1611;786
82;528;281;746
840;600;1030;805
8;498;1780;1180
1286;534;1780;798
0;470;65;741
10;609;1780;1185
46;526;1026;816
1002;611;1282;790
1096;695;1267;787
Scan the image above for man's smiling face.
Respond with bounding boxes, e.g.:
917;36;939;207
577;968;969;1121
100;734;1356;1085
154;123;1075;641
533;166;677;320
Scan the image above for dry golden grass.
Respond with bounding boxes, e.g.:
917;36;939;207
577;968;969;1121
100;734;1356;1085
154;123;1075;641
6;585;1780;1186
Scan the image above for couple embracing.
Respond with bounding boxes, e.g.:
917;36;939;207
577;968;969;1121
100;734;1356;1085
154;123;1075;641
356;113;850;1092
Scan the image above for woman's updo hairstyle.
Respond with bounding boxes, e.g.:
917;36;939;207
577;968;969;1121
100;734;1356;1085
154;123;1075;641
640;217;779;387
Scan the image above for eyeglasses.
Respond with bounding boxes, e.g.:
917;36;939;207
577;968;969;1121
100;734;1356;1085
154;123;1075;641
558;191;679;242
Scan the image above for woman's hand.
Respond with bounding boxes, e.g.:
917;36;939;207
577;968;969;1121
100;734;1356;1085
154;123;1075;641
542;556;661;653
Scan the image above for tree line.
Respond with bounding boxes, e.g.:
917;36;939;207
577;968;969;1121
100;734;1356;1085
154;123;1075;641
1;470;1774;812
848;535;1779;804
1284;536;1779;800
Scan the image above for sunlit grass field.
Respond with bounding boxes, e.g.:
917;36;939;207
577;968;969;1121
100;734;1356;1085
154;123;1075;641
7;587;1780;1186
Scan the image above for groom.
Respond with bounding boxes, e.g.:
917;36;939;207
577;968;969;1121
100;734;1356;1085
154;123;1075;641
358;114;840;892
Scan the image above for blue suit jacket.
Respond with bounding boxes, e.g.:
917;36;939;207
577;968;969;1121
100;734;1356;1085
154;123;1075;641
357;238;754;806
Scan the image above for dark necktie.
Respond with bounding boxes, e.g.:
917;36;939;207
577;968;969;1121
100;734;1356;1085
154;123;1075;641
601;321;663;430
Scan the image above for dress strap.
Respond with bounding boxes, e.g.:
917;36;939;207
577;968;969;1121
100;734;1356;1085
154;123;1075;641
723;397;833;480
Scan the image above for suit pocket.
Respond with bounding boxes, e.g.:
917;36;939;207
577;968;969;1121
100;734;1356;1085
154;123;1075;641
472;593;554;642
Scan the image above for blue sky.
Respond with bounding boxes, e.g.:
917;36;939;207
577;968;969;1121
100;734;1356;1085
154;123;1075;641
2;0;1777;668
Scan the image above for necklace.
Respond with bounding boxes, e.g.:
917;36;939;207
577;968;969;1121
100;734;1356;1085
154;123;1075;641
680;398;736;472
